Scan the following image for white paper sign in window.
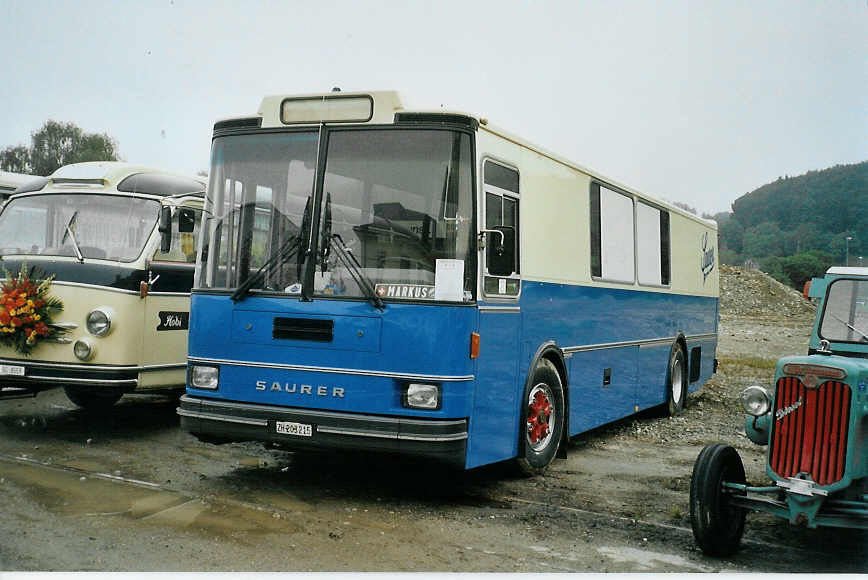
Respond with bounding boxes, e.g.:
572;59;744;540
434;259;464;301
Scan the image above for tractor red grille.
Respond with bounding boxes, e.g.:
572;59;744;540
769;377;851;486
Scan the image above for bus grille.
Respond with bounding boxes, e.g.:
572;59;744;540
769;377;851;486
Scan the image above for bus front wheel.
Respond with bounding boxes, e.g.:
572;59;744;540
516;359;564;475
64;387;123;411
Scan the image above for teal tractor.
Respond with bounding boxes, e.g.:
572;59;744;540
690;267;868;556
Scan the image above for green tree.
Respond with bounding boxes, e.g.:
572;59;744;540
0;120;120;176
0;145;30;173
744;222;785;258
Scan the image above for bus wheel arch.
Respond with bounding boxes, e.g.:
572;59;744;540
666;336;688;416
516;346;567;475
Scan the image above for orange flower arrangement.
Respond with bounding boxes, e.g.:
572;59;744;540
0;264;64;356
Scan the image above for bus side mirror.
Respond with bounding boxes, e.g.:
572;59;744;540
487;225;515;277
178;208;196;233
159;206;172;253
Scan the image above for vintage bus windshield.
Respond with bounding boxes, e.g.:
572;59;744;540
819;278;868;343
0;194;160;262
202;128;475;300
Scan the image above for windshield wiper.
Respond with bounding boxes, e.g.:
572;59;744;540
231;234;301;302
60;211;84;263
827;311;868;342
328;233;385;311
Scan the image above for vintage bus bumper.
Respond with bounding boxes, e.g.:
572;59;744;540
0;357;139;399
178;394;469;467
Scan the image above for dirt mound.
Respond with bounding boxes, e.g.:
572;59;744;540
719;264;816;319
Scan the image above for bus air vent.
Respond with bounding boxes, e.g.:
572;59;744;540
393;112;479;131
272;317;334;343
769;377;851;486
213;117;263;131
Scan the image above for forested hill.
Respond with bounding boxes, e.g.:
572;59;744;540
718;160;867;289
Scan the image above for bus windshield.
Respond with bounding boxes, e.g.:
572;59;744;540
202;128;476;301
0;194;160;262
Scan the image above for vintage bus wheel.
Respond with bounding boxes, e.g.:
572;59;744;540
666;343;687;415
516;359;564;475
63;387;123;410
689;444;747;556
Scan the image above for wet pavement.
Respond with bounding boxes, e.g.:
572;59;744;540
1;386;866;572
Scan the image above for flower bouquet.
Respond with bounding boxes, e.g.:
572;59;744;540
0;264;65;356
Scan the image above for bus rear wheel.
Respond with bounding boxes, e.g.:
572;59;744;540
516;359;564;475
64;387;123;411
689;443;747;556
666;343;687;416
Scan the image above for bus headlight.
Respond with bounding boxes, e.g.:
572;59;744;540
73;338;95;361
190;365;219;390
404;383;440;410
742;386;771;417
86;308;113;337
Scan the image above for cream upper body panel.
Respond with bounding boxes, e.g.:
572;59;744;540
476;126;718;298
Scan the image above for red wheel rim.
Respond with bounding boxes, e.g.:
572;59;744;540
526;384;555;451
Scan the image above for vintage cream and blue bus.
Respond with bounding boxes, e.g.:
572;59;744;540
0;162;205;408
180;91;719;471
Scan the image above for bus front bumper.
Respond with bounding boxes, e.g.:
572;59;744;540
178;394;468;468
0;357;139;399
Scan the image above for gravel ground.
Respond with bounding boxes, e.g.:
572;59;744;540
2;266;866;572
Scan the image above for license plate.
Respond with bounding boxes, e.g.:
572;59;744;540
0;365;24;376
275;421;312;437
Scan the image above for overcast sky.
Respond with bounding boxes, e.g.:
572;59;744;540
1;0;865;215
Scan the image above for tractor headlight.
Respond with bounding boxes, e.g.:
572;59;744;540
86;308;113;337
190;365;219;390
742;385;771;417
404;383;440;410
73;338;95;361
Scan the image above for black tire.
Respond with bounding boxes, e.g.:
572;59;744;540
666;343;688;416
63;386;123;410
690;443;747;557
516;359;565;476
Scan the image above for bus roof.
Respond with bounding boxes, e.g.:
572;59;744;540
0;171;38;193
14;162;205;197
220;90;715;229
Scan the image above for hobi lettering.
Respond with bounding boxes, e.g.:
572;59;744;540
164;315;184;328
255;380;345;398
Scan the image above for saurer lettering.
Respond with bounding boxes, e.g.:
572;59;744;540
255;380;345;398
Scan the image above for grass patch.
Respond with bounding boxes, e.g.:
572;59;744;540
718;356;777;371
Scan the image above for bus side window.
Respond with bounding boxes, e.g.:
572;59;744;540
153;207;202;263
590;183;635;283
483;160;520;296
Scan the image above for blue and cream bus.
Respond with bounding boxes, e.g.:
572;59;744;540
179;90;719;472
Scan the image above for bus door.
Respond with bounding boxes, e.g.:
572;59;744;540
467;160;522;468
141;204;201;388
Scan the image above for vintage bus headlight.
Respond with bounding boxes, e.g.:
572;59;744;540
190;365;219;390
73;338;95;361
86;308;113;337
742;386;771;417
404;383;440;410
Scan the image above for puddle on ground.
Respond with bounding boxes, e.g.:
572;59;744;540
597;546;712;572
59;459;111;473
0;457;302;539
